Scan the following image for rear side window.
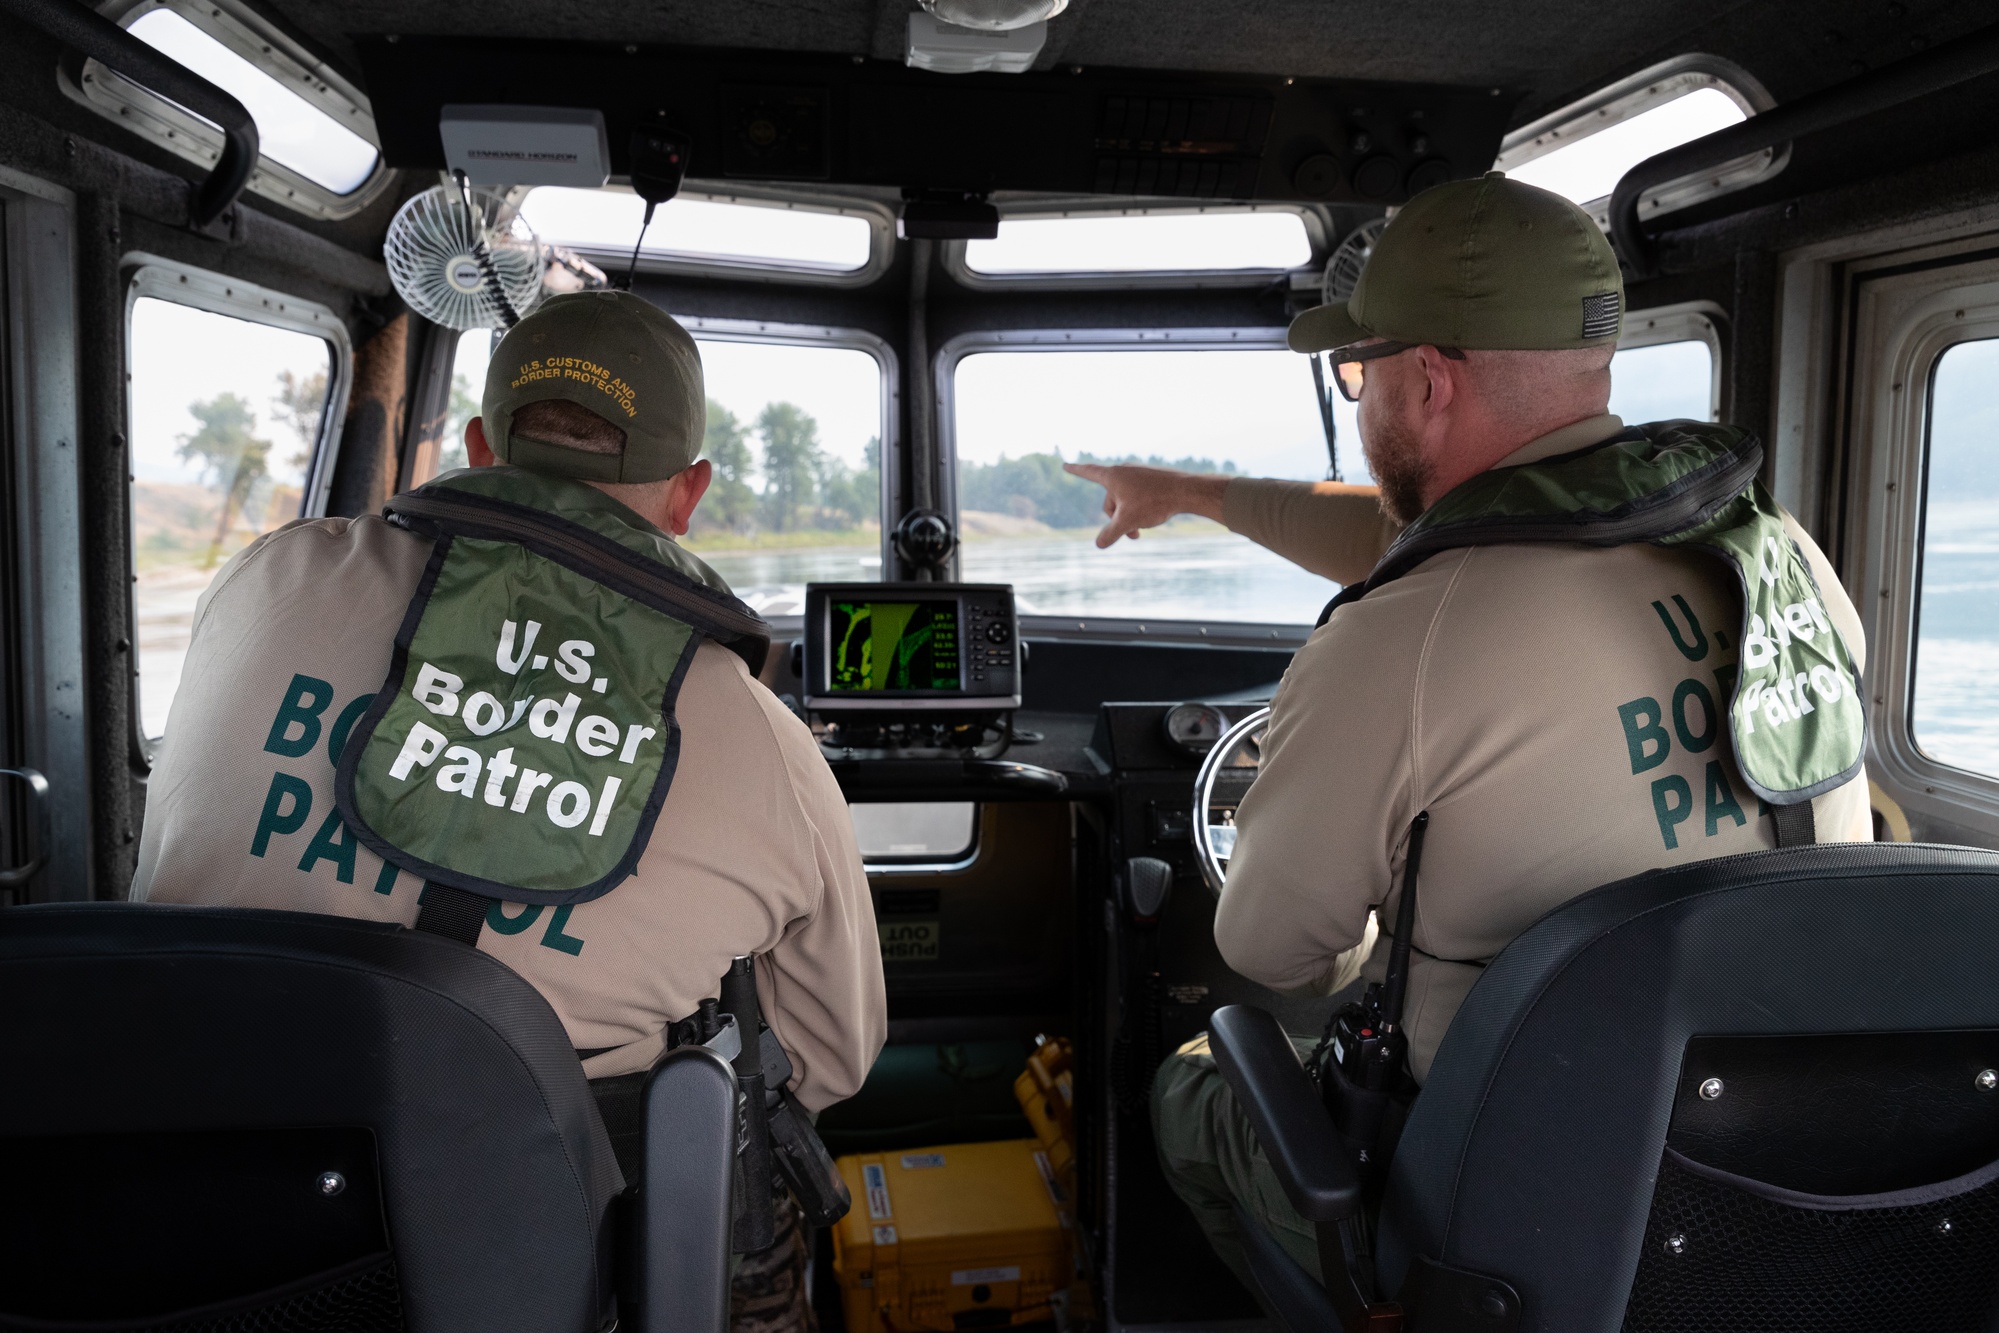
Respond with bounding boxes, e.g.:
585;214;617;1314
1912;338;1999;779
1609;340;1715;423
128;287;341;743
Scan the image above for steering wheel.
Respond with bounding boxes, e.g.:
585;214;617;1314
1191;706;1270;898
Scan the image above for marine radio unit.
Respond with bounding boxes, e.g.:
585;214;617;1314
801;582;1020;713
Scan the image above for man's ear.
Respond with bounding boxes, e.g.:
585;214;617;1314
465;416;497;468
1416;345;1461;418
664;458;713;537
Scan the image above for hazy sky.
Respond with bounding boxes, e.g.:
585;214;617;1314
129;298;333;488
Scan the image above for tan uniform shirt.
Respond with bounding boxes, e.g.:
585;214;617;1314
133;513;885;1111
1216;415;1872;1080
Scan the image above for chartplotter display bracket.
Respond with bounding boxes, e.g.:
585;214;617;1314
802;583;1020;713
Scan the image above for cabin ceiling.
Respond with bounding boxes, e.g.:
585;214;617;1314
267;0;1996;127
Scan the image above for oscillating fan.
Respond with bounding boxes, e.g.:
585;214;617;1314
384;177;547;331
1321;216;1387;306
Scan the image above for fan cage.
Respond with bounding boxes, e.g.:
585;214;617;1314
385;186;547;332
1322;217;1387;307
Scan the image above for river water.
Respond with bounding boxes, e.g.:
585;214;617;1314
695;532;1337;624
1912;501;1999;779
701;518;1999;781
134;523;1995;785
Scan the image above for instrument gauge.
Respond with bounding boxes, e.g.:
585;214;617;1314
1162;702;1230;756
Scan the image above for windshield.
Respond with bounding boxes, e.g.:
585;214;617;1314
952;346;1355;624
951;336;1719;624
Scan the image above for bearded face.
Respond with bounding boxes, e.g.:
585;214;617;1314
1357;354;1435;525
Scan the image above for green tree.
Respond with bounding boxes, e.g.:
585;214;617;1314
757;401;823;533
816;435;880;529
697;397;758;533
176;392;272;567
437;372;479;474
269;368;327;471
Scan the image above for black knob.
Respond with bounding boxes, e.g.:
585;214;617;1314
986;622;1009;644
892;508;957;573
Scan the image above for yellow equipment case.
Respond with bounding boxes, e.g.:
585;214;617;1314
831;1137;1072;1332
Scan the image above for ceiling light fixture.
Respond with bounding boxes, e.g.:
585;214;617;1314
906;12;1047;74
917;0;1067;32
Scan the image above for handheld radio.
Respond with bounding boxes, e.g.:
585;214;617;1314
1313;811;1429;1171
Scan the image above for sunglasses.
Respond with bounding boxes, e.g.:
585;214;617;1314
1327;341;1466;402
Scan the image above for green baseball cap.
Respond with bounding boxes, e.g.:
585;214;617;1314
1289;172;1624;355
483;290;704;484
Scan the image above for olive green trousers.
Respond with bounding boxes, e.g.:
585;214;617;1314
1149;1031;1326;1290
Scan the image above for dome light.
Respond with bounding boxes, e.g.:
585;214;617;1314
917;0;1067;32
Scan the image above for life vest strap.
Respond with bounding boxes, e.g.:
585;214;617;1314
413;880;488;945
1771;800;1817;848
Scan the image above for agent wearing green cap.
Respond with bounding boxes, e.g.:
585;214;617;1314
1098;175;1873;1287
135;292;886;1319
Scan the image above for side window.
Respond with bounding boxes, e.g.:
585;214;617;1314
70;0;387;219
1912;338;1999;780
950;341;1348;624
1493;55;1777;219
415;320;889;617
128;282;342;743
1608;341;1715;423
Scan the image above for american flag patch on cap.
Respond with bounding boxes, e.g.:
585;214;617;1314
1581;291;1622;339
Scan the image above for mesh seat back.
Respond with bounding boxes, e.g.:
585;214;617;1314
1379;843;1999;1332
0;903;623;1332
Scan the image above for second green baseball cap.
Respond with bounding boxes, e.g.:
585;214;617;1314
1289;172;1624;355
483;289;704;484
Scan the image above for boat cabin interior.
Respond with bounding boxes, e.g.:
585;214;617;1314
3;0;1999;1329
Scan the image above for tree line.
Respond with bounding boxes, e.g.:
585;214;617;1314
695;398;878;536
959;451;1240;530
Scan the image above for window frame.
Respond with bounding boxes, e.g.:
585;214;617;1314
59;0;391;221
1616;301;1726;423
1849;259;1999;829
1493;53;1784;229
521;184;898;288
674;315;901;576
1;164;92;901
941;201;1326;291
851;801;983;875
937;324;1332;638
123;255;351;758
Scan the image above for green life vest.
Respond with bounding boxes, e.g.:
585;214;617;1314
1321;421;1866;807
333;466;770;905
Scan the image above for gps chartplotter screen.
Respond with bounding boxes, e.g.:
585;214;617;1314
828;600;962;692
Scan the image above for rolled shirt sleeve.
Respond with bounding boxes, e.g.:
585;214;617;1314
1220;478;1401;586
